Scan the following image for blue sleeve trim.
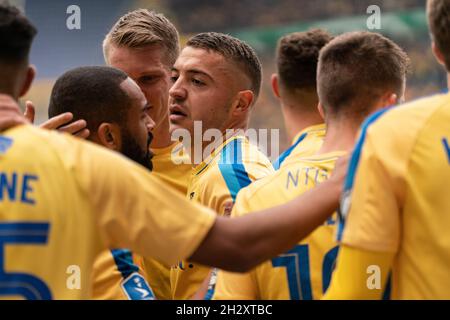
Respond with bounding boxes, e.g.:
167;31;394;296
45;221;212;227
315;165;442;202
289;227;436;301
218;139;252;202
337;108;390;241
272;133;308;170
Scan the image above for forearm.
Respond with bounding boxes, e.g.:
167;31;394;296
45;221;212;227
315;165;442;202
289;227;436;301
237;177;341;268
323;245;394;300
190;177;341;272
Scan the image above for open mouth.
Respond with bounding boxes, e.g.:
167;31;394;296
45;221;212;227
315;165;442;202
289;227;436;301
169;105;188;121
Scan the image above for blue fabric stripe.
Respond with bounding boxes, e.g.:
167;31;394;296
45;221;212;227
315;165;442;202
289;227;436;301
218;139;252;202
272;133;308;170
337;108;390;241
110;249;139;280
203;268;218;300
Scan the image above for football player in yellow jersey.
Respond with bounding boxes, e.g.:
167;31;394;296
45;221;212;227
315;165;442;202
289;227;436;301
47;66;159;300
99;9;191;300
213;31;410;300
168;32;274;299
0;3;355;301
0;4;88;139
271;29;332;170
324;0;450;300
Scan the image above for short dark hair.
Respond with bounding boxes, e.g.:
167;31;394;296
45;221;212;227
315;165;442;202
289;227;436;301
186;32;262;100
427;0;450;71
0;3;37;64
48;66;132;135
277;29;332;91
318;31;410;119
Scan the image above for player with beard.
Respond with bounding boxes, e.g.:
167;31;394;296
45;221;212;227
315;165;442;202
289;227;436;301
47;66;157;300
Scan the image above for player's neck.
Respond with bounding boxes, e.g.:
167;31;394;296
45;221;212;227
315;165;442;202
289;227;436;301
150;113;173;149
317;121;359;155
189;123;248;167
282;107;323;142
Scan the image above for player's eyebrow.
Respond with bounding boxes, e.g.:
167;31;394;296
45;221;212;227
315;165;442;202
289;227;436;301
172;67;214;82
138;69;164;76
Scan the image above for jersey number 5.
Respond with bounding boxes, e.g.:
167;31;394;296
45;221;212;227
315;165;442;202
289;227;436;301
0;222;52;300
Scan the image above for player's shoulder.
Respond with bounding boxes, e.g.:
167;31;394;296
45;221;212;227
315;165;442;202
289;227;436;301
4;125;78;156
236;156;311;204
5;124;124;168
235;136;272;166
369;93;450;137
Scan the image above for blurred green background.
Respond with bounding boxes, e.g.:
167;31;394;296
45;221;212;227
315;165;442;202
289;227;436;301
14;0;445;150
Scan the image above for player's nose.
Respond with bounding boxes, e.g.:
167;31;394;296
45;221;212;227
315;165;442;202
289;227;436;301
169;78;187;101
145;114;155;133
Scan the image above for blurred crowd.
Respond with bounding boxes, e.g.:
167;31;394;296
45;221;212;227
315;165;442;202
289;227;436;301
26;0;445;150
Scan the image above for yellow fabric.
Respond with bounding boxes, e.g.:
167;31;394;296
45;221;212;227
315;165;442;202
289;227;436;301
213;151;345;300
339;93;450;299
152;142;191;195
287;124;325;159
171;135;274;300
277;124;326;169
92;142;191;300
0;125;216;299
92;251;150;300
136;255;171;300
143;142;191;300
323;245;393;300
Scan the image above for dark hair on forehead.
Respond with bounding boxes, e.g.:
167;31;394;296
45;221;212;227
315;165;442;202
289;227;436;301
186;32;262;100
0;3;37;63
277;29;333;91
48;66;133;135
318;31;410;119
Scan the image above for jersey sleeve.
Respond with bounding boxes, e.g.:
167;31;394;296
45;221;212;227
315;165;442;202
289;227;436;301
230;185;255;217
323;245;394;300
72;141;216;266
339;118;407;253
213;269;257;300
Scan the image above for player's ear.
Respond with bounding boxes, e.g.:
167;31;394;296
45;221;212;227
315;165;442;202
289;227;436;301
432;42;447;68
97;123;122;152
271;73;281;99
386;93;399;106
233;90;254;115
19;65;36;98
317;102;325;120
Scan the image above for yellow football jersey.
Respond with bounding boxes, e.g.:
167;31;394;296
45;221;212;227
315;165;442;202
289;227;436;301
337;93;450;299
0;125;215;300
92;142;191;300
92;250;154;300
142;142;191;300
152;141;191;194
273;124;325;170
171;135;274;300
213;151;345;300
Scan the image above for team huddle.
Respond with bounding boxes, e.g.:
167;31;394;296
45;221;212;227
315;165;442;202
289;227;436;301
0;0;449;300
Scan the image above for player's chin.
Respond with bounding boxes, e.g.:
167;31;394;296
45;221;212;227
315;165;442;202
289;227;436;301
169;116;190;133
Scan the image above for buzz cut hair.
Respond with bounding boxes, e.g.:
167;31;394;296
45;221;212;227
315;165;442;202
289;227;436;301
276;28;333;92
186;32;262;100
48;66;132;136
0;3;37;64
103;9;180;66
317;31;410;120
